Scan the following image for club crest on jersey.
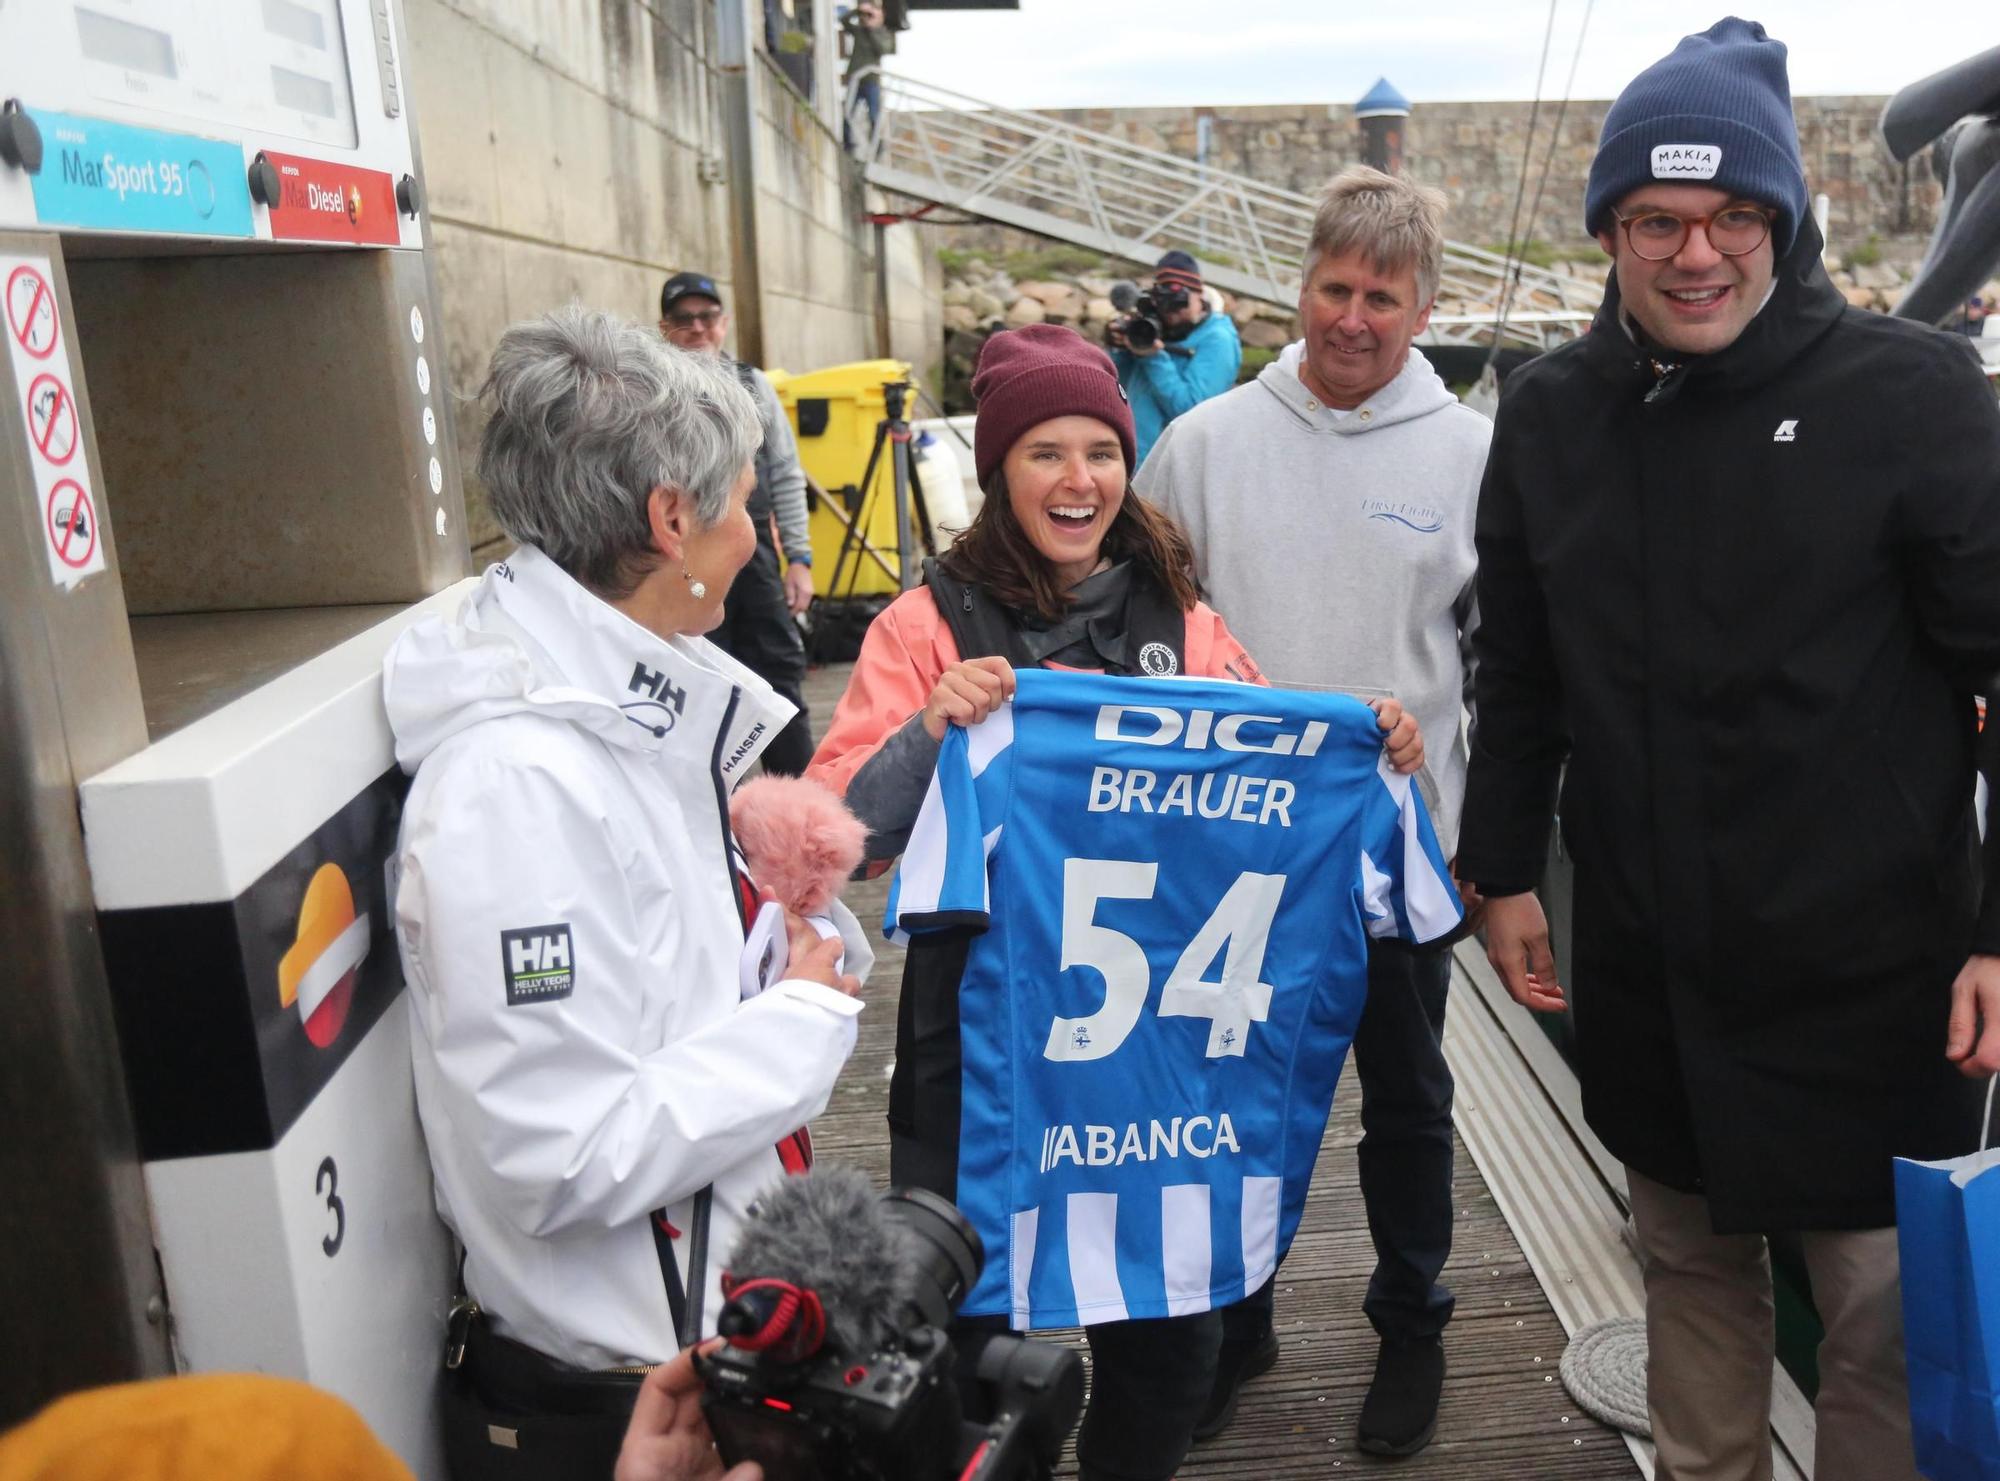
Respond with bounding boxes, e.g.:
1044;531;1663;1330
1136;642;1178;677
502;923;575;1005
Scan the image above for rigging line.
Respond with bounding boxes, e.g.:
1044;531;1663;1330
1488;0;1595;372
1487;0;1561;362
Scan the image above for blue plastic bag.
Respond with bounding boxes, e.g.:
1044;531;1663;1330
1897;1078;2000;1481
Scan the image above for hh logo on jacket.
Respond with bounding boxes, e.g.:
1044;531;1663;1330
502;924;575;1005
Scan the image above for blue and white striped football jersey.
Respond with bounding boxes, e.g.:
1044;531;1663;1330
885;668;1461;1329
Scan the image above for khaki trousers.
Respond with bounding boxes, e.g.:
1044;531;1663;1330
1625;1170;1920;1481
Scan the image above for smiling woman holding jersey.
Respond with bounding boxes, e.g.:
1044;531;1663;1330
807;323;1423;1481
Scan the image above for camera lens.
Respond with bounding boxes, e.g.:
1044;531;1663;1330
880;1186;983;1329
1125;315;1159;349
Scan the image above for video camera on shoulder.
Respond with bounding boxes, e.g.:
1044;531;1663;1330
696;1169;1084;1481
1106;280;1192;352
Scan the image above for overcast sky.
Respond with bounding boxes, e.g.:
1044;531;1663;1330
888;3;1993;110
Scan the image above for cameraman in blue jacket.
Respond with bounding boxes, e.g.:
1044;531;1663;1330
1110;251;1242;466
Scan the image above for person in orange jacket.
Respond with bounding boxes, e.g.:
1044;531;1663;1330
807;323;1422;1481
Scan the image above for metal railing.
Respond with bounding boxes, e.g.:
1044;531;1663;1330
845;71;1600;351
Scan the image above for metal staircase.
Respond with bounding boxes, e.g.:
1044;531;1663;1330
849;72;1599;352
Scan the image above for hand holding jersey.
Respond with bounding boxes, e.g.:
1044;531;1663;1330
922;656;1017;740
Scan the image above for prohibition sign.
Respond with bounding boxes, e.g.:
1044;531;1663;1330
46;480;97;569
6;265;58;359
27;373;78;465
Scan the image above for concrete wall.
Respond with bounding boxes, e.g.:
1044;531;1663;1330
751;57;942;387
403;0;940;552
1028;97;1938;259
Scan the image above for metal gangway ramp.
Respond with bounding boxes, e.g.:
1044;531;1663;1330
851;73;1600;352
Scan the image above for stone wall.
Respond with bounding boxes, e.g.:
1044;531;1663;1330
404;0;939;552
1021;97;1939;261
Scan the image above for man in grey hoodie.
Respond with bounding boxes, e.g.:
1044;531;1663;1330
1137;165;1490;1458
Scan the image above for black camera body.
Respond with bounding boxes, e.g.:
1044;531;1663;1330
700;1325;962;1481
1108;280;1192;351
696;1179;1084;1481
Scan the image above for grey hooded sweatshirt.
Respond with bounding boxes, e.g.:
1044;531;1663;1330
1136;342;1490;853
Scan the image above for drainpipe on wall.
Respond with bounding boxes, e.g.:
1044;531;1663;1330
874;219;894;360
717;0;768;366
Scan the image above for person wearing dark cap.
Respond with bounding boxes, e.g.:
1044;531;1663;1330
1459;19;2000;1479
661;270;819;775
808;322;1423;1481
1110;249;1242;467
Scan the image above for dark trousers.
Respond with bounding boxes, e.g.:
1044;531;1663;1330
955;1310;1221;1481
711;539;813;776
1223;937;1456;1346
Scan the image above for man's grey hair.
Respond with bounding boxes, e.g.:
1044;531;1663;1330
477;304;761;599
1303;166;1449;307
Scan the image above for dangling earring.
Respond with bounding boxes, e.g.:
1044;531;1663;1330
683;565;707;600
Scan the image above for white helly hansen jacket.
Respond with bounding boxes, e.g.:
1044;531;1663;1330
383;545;866;1369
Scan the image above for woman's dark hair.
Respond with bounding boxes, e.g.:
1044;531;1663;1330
939;471;1202;622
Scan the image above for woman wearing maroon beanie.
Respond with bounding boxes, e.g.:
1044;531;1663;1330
808;324;1422;1480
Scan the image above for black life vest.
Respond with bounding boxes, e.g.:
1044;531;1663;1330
921;557;1185;675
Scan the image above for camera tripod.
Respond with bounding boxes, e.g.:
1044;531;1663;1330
808;380;936;663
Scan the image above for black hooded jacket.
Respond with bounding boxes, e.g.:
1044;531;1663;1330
1458;220;2000;1230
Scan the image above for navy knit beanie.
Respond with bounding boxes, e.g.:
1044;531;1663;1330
1585;17;1808;255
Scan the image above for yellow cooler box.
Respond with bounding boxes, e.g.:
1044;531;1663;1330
768;359;915;599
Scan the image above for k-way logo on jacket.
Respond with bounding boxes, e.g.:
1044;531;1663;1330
503;924;575;1005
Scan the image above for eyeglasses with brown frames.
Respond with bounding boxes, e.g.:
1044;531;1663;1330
1612;204;1775;261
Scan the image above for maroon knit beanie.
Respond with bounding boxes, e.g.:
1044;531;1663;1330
970;324;1136;486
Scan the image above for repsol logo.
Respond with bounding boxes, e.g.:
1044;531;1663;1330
1094;704;1330;758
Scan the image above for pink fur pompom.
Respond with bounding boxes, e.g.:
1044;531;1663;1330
729;775;867;917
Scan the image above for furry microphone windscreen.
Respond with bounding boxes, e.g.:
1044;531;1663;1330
727;1166;920;1354
729;775;867;917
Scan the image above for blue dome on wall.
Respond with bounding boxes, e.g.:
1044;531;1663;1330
1356;77;1411;119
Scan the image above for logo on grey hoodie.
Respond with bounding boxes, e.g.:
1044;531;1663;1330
1363;498;1444;534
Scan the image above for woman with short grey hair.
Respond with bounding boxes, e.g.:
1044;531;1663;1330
382;304;866;1473
478;302;762;598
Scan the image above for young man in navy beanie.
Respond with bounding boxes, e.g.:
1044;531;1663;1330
1460;17;2000;1480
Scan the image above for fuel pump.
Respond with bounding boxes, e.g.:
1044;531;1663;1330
1;4;467;1471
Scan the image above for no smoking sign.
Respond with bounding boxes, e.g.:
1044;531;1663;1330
6;264;59;359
